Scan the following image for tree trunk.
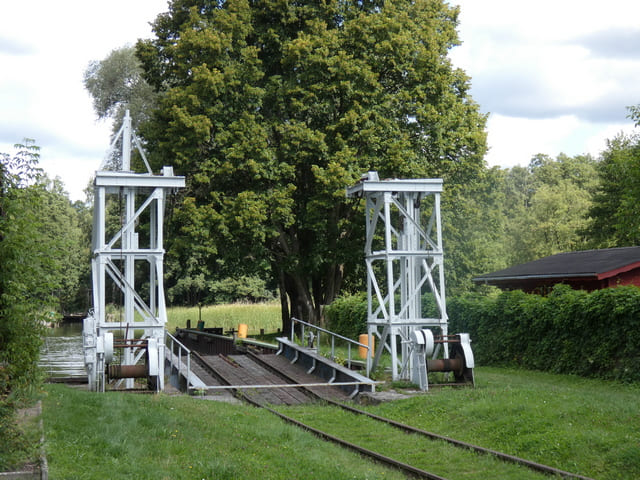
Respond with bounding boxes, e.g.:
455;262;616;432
277;267;291;335
272;227;346;333
276;263;345;333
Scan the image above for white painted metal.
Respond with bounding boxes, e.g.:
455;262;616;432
458;333;475;369
83;110;184;391
347;172;448;384
409;328;436;390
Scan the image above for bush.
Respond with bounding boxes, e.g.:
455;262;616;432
327;285;640;383
324;292;368;339
449;285;640;382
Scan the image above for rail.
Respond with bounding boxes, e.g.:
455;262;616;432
165;331;192;389
290;317;371;376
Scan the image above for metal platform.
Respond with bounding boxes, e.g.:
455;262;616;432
166;329;377;403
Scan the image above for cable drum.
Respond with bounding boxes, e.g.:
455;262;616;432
410;328;435;357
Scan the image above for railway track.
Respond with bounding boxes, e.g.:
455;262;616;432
193;351;595;480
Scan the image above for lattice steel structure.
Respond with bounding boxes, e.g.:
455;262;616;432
83;111;184;391
346;172;448;382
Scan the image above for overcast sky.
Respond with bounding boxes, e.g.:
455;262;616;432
1;0;639;201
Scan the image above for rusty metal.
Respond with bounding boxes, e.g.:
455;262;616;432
426;358;464;375
175;328;238;355
328;401;595;480
108;364;148;379
113;339;148;349
259;402;450;480
202;350;448;479
191;345;592;479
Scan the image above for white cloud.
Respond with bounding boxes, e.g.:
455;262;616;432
3;0;640;200
0;0;169;201
484;114;636;169
451;0;640;169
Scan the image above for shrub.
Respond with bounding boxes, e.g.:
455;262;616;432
449;285;640;382
324;292;367;339
328;285;640;383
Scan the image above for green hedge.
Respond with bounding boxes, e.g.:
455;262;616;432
449;285;640;382
324;292;368;340
326;285;640;382
324;293;439;339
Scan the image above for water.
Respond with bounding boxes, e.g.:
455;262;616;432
40;322;86;379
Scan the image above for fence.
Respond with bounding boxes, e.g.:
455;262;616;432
290;317;371;376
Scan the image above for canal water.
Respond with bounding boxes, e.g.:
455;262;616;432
40;322;86;379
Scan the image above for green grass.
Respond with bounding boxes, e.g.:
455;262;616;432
278;404;547;479
166;302;282;335
42;385;405;480
364;367;640;480
0;402;43;471
41;368;640;479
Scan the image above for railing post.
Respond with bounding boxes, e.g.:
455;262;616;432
289;317;374;379
187;354;191;388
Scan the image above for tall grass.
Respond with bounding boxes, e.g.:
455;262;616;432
166;302;281;335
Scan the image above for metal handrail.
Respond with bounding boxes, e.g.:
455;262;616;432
290;317;371;376
165;331;192;389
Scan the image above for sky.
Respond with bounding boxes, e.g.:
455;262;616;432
1;1;639;202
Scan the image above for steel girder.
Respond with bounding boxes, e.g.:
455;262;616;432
347;172;448;381
83;111;184;391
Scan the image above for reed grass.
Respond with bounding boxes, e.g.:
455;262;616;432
166;302;282;335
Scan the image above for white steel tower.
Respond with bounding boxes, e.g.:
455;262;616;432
83;111;184;391
346;172;449;385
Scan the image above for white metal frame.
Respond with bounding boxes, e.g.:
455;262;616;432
83;111;184;391
346;172;448;381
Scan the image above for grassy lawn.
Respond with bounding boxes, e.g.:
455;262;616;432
42;368;639;479
365;367;640;480
41;385;404;480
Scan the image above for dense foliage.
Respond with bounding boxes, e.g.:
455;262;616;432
324;292;368;340
83;46;158;133
135;0;487;328
448;285;640;383
327;285;640;383
0;141;87;468
586;131;640;247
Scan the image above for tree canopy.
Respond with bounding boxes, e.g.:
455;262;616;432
1;141;87;463
586;131;640;247
136;0;487;326
84;46;158;133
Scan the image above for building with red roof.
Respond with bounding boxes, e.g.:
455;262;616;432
472;247;640;294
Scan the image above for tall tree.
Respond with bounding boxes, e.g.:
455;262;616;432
587;131;640;247
0;141;81;462
0;142;87;406
84;46;158;132
136;0;487;327
38;177;90;313
443;166;509;294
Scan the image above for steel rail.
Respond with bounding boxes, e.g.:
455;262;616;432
192;352;449;480
245;351;595;480
252;399;449;480
327;401;595;480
